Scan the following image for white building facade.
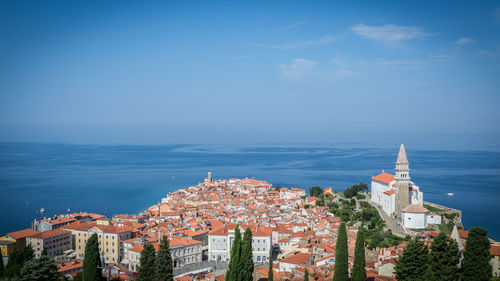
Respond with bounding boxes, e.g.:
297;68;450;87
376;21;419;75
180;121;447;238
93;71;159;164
371;145;441;229
208;225;272;264
371;145;424;217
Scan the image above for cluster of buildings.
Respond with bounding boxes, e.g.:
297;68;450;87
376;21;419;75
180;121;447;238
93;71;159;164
1;145;499;280
370;144;441;229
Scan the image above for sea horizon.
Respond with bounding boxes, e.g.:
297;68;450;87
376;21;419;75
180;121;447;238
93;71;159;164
1;141;499;241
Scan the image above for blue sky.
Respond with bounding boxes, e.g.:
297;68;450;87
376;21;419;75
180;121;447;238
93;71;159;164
1;0;499;149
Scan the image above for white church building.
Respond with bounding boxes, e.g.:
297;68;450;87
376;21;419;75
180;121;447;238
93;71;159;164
370;144;440;229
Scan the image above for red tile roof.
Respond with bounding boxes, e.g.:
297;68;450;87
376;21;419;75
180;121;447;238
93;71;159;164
7;229;40;240
383;190;396;195
371;173;395;184
491;246;500;256
402;204;429;213
458;230;469;239
30;229;70;239
57;260;83;272
280;253;312;265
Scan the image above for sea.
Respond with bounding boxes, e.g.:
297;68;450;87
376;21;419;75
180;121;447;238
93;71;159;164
0;142;499;240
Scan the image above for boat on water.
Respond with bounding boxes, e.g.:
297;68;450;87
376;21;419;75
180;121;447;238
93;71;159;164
447;193;454;196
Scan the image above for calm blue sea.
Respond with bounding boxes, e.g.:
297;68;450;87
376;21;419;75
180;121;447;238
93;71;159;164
0;143;499;240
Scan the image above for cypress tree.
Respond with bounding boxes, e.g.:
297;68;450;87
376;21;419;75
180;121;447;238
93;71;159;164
155;235;173;281
239;227;254;281
137;244;157;281
41;247;48;257
429;232;460;281
304;268;309;281
267;249;273;281
226;225;242;281
461;227;492;281
395;237;430;281
4;245;35;278
21;245;34;263
351;230;366;281
0;251;4;277
19;255;60;281
82;233;103;281
4;248;20;278
333;223;348;281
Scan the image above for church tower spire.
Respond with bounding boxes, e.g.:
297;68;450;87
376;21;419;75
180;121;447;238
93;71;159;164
395;144;410;182
395;144;410;220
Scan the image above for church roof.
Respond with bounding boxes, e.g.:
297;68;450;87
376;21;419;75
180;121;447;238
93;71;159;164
396;144;408;164
402;204;429;213
384;190;396;195
371;173;394;184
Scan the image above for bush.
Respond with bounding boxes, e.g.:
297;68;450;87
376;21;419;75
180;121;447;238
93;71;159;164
356;194;366;200
309;186;323;197
344;183;368;198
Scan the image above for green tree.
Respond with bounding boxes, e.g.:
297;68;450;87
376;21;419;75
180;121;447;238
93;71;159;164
344;183;368;198
21;246;34;264
155;236;173;281
333;223;348;281
351;230;366;281
0;251;4;277
304;268;309;281
18;255;60;281
137;244;157;281
428;232;460;281
239;227;254;281
82;233;103;281
41;248;48;257
3;245;35;279
309;186;323;198
461;227;492;281
226;225;242;281
267;250;273;281
73;273;83;281
395;237;430;281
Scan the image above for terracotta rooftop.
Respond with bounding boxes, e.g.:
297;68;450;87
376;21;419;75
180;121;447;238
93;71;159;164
491;245;500;256
7;229;40;240
458;230;469;239
383;190;396;195
402;204;429;213
30;228;70;239
280;253;312;265
371;173;395;185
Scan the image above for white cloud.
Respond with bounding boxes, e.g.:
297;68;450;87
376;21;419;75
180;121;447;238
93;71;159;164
377;59;423;65
334;69;357;77
351;24;436;41
230;55;250;61
452;37;476;45
429;54;450;60
279;58;317;81
254;35;337;50
281;20;307;30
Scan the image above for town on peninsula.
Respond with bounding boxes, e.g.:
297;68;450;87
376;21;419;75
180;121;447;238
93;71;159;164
1;145;498;280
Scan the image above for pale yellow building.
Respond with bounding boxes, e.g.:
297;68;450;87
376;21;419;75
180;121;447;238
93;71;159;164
0;229;40;256
63;221;132;263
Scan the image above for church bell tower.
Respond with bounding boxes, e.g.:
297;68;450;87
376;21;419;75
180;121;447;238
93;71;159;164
395;144;410;219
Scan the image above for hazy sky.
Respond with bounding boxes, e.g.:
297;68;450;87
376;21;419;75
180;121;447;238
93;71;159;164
1;0;499;149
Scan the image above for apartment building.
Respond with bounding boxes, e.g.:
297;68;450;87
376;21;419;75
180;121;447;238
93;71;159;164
126;236;202;272
33;215;77;232
208;224;272;264
26;228;72;258
63;222;132;263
